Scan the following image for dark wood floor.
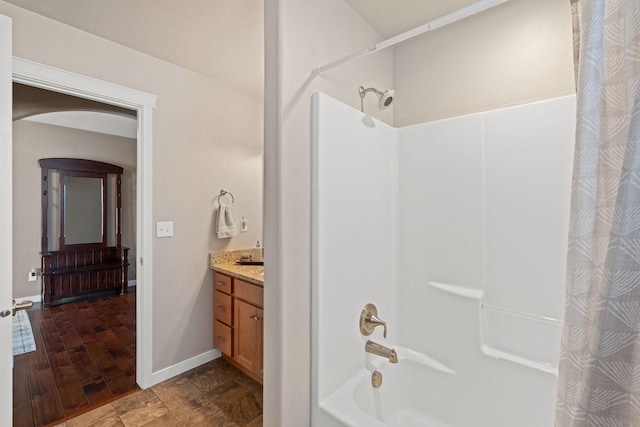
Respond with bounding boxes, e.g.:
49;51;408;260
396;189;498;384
13;290;137;427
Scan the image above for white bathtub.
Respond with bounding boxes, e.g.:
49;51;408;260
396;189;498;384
317;345;557;427
319;347;459;427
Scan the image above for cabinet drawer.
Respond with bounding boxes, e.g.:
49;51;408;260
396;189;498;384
234;279;263;308
213;272;232;294
214;290;232;325
214;320;232;356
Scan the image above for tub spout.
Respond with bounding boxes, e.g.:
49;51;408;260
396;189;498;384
365;340;398;363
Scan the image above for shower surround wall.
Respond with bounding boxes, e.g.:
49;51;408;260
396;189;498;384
312;92;576;426
312;92;397;416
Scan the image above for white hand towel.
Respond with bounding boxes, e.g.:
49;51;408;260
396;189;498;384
216;203;238;239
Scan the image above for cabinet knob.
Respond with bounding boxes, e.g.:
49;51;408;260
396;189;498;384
216;336;225;342
250;315;260;321
216;282;224;287
216;305;225;311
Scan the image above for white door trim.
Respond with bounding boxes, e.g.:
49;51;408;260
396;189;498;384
0;14;13;427
12;57;158;389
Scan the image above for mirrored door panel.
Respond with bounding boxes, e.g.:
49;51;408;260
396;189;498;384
64;175;104;245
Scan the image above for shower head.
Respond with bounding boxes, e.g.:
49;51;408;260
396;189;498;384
358;86;395;112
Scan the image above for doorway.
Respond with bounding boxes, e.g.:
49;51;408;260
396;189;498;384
9;57;157;424
12;82;139;425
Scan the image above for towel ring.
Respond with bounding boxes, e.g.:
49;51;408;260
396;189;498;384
218;189;234;207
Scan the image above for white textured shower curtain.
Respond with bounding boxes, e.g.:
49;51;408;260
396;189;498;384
556;1;640;426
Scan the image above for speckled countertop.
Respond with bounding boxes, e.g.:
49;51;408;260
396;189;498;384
210;249;264;287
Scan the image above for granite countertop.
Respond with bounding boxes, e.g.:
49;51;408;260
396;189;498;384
210;249;264;287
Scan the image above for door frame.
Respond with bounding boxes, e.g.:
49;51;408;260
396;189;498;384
0;14;13;427
12;57;158;388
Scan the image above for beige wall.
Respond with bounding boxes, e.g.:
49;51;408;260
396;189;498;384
12;120;137;298
2;0;264;96
0;1;263;372
265;0;393;424
393;0;575;126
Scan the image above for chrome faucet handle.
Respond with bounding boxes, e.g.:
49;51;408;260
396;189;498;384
360;303;387;339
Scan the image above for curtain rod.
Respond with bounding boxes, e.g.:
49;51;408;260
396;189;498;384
312;0;509;76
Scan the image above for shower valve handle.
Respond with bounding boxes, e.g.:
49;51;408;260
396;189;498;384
360;303;388;339
368;314;387;339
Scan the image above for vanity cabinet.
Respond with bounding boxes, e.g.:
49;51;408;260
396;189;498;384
213;271;263;382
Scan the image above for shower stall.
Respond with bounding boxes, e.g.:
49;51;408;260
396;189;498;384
311;92;576;426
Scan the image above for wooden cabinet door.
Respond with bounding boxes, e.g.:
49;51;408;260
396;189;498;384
234;299;260;373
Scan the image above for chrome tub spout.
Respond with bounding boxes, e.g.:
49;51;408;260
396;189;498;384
365;340;398;363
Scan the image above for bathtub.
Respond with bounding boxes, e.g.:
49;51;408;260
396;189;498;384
318;347;459;427
317;344;557;427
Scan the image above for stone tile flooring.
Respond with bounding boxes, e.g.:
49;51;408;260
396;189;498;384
54;358;262;427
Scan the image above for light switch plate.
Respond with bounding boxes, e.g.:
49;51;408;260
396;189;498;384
156;221;174;237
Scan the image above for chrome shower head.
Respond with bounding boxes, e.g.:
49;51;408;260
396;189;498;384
377;89;395;109
358;86;395;112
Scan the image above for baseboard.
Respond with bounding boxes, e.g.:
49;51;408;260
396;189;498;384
16;293;41;303
146;349;221;388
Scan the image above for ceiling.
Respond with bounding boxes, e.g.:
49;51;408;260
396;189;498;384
344;0;482;38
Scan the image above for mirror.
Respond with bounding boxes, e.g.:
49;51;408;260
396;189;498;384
64;175;104;245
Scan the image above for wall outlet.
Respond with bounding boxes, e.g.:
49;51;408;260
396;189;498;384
240;215;248;232
28;268;39;282
156;221;174;237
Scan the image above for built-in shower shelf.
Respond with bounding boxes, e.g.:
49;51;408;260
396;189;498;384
427;281;484;299
428;280;561;375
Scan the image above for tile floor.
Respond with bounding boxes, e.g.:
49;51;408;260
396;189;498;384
53;358;262;427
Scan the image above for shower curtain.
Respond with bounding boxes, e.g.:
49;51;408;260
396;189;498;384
556;1;640;426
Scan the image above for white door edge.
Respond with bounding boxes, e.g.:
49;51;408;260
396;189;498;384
0;14;12;427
